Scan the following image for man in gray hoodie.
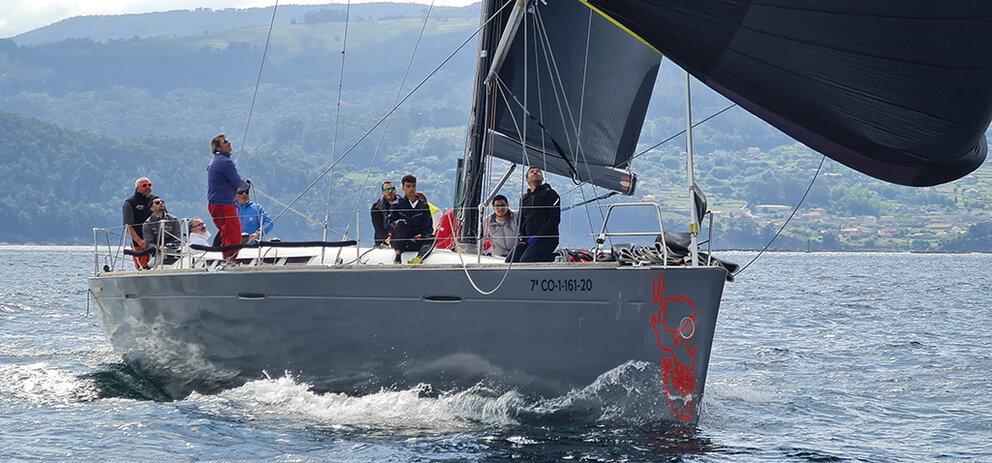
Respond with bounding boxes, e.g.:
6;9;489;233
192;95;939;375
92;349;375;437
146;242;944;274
484;194;519;258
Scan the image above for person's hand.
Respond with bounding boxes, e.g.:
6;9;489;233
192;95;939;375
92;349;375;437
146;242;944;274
249;232;260;242
385;234;391;245
527;236;537;246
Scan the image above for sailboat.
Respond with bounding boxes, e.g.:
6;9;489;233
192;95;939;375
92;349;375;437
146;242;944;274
87;1;992;425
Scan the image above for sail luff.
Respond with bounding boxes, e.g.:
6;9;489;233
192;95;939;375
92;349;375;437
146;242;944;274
457;0;512;246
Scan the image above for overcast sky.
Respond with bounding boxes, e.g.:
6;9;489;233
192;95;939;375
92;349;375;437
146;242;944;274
0;0;476;39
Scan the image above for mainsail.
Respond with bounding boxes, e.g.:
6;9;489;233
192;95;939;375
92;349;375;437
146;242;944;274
584;0;992;187
484;0;662;195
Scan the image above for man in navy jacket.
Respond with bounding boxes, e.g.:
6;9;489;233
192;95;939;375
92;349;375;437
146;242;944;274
207;133;250;260
386;174;435;264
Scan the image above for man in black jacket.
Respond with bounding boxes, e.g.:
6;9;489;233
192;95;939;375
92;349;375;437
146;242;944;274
387;174;435;264
507;166;560;263
370;181;397;246
122;176;154;269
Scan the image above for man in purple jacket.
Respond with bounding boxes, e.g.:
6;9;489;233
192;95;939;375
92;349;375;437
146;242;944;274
207;133;250;260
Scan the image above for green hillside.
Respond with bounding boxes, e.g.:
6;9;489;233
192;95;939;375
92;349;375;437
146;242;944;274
0;4;990;250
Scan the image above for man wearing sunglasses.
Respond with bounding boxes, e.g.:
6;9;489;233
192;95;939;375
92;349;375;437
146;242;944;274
236;187;272;244
370;181;398;246
141;196;181;265
208;133;250;260
122;176;154;269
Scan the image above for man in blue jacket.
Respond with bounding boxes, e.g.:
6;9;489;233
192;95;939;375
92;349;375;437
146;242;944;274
386;174;435;264
507;166;560;263
236;187;273;243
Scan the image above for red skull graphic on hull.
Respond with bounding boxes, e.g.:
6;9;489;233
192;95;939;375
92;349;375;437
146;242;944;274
650;271;699;422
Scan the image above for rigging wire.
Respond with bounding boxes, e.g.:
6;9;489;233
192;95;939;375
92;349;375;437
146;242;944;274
340;1;436;242
267;0;515;226
247;184;344;237
323;0;352;242
553;101;739;201
632;102;738;161
733;155;826;277
234;0;280;164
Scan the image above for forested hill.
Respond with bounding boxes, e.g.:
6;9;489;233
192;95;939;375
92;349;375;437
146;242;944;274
1;4;991;249
4;110;991;250
0;110;370;245
10;3;478;46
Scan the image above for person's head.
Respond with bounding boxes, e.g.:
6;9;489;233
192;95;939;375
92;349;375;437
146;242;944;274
211;134;232;154
401;174;417;200
189;218;207;234
134;177;152;195
236;187;250;205
149;195;165;216
492;194;509;218
381;181;396;201
526;166;544;190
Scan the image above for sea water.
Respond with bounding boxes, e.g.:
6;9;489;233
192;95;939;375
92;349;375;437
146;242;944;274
1;246;989;462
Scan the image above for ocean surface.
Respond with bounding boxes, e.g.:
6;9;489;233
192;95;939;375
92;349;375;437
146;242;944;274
1;246;990;462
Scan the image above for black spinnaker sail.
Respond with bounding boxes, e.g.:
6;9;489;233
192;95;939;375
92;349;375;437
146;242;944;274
486;0;662;194
583;0;992;187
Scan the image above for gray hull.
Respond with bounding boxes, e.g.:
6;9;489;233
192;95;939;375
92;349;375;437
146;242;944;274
89;262;726;423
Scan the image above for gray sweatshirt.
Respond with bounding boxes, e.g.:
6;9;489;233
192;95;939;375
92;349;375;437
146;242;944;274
485;210;520;257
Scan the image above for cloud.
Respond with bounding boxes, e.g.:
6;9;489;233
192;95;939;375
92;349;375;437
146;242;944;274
0;0;80;38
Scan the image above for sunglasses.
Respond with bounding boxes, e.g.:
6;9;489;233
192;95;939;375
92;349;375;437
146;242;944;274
192;223;205;229
237;190;249;195
382;187;396;193
140;183;152;188
153;200;164;205
222;140;231;145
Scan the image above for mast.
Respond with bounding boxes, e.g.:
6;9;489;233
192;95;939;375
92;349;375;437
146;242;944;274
456;0;512;248
685;71;699;266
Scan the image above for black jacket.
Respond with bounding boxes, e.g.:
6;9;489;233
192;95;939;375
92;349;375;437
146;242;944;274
122;191;153;244
370;196;395;245
519;183;560;242
387;196;433;237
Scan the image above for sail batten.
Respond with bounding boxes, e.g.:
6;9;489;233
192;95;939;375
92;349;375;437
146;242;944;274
586;0;992;186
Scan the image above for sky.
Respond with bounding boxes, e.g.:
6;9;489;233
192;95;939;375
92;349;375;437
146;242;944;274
0;0;476;39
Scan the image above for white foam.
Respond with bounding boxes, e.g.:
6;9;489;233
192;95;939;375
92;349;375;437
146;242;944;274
0;362;98;405
191;362;706;429
204;374;525;430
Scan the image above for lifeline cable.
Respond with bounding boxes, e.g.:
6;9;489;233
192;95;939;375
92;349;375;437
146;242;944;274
733;155;826;277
